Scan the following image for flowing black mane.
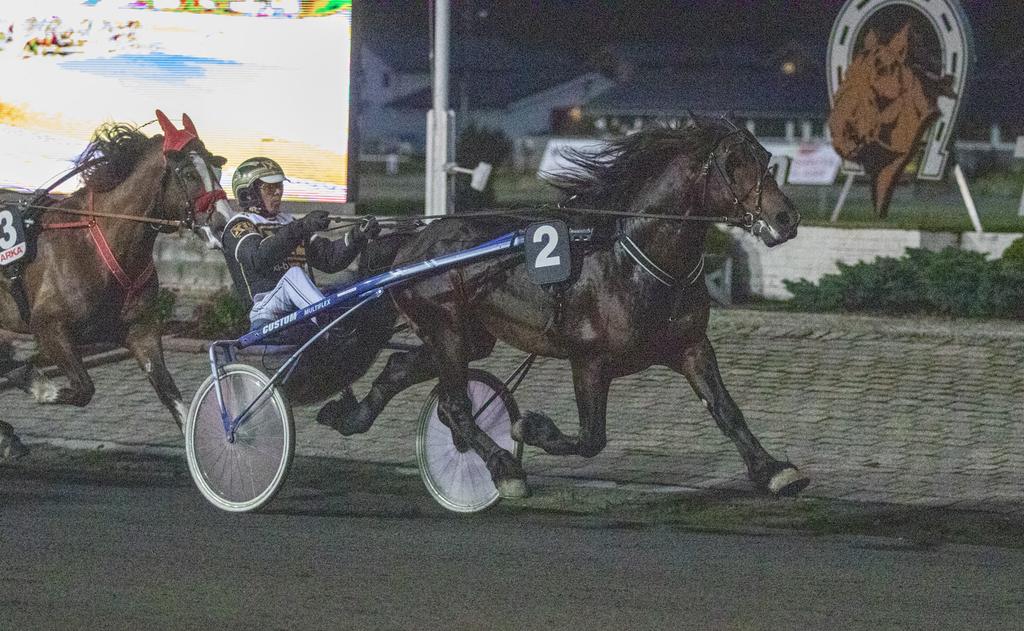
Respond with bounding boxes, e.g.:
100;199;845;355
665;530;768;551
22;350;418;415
76;123;160;193
548;121;732;210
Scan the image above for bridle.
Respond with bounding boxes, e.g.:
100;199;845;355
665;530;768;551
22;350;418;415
696;128;774;231
165;150;227;232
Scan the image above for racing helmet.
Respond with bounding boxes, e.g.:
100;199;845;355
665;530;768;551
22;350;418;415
231;156;288;212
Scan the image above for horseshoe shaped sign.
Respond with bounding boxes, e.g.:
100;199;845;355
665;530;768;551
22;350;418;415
827;0;974;181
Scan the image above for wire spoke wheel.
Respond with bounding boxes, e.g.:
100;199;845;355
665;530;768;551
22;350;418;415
185;364;294;512
416;369;522;513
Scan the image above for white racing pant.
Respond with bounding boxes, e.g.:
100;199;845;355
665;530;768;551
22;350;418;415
249;267;325;325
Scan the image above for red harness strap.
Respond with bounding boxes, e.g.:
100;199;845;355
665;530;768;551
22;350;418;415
42;191;156;315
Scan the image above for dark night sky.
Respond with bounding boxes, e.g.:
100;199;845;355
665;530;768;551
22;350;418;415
364;1;1024;68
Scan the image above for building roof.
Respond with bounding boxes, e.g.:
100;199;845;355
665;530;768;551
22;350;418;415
363;30;575;74
388;65;591;110
584;64;829;120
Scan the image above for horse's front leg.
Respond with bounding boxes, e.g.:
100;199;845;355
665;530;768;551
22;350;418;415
512;359;611;457
0;419;28;459
668;335;809;496
30;319;95;406
0;349;30;459
124;320;185;431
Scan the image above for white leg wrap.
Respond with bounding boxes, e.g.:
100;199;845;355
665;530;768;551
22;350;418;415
768;467;808;495
31;376;60;403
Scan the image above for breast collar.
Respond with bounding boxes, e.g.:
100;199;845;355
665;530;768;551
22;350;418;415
615;231;705;288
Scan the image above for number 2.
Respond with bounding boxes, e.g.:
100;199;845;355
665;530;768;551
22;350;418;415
0;210;18;249
532;225;560;268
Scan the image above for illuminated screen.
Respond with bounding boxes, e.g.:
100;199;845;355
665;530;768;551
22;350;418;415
0;0;353;203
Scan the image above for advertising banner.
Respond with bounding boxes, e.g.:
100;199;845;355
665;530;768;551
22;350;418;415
0;1;353;203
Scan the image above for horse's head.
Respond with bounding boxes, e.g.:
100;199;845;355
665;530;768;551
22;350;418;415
697;121;799;247
863;26;910;100
153;110;232;240
550;120;799;248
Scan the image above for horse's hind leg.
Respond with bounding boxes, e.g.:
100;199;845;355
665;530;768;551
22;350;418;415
30;320;95;406
317;345;437;435
669;335;809;496
421;324;528;498
125;321;185;431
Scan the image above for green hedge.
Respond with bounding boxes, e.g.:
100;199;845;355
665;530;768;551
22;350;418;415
784;238;1024;319
193;290;250;338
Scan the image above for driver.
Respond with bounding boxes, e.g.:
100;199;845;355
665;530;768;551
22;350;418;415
219;156;380;329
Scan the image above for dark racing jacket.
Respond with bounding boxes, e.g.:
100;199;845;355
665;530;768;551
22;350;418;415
220;212;363;309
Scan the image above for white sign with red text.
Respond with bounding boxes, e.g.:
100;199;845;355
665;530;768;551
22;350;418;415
787;143;842;185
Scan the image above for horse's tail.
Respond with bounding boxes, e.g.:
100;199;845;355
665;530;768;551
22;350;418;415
358;225;419;277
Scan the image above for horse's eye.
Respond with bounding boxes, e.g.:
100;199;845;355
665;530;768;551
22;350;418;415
723;152;742;176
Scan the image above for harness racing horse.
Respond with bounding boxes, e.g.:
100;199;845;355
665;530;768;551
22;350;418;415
0;111;232;459
329;118;808;499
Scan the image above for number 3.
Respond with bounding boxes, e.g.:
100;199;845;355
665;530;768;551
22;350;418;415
0;210;18;250
532;224;560;268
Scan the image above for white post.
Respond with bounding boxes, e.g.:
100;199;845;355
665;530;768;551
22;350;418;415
830;173;855;223
953;163;983;233
425;0;451;216
1018;182;1024;217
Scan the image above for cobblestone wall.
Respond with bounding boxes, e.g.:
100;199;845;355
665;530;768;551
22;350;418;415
729;227;1023;299
155;228;1024;303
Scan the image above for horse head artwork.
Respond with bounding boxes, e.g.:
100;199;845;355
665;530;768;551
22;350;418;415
829;23;956;217
319;118;808;499
0;110;232;459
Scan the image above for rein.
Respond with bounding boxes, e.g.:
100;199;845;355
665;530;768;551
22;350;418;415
27;204;185;229
322;206;741;229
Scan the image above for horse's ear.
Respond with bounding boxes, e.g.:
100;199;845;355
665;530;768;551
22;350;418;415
155;108;196;153
155;109;175;136
181;113;198;138
890;23;910;59
863;29;879;50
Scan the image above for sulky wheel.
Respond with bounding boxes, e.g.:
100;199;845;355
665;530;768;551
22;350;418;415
185;363;294;513
416;369;523;513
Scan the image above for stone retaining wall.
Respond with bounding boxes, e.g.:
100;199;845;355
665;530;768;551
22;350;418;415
729;227;1023;299
155;228;1024;304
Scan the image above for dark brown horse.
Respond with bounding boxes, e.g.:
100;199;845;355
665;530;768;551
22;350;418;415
0;111;231;458
327;119;808;498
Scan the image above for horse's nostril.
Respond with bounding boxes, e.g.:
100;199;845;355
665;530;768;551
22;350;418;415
775;211;792;227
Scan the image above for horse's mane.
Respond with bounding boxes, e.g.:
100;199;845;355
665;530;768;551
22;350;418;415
75;122;160;192
548;121;730;210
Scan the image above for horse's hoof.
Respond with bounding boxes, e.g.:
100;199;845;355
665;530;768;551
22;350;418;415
0;432;28;460
315;390;365;436
510;418;524;442
513;411;559;447
768;466;809;497
496;477;531;499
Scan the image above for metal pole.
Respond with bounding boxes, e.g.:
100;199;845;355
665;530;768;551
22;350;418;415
426;0;451;216
1017;181;1024;217
953;163;984;233
830;173;854;223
